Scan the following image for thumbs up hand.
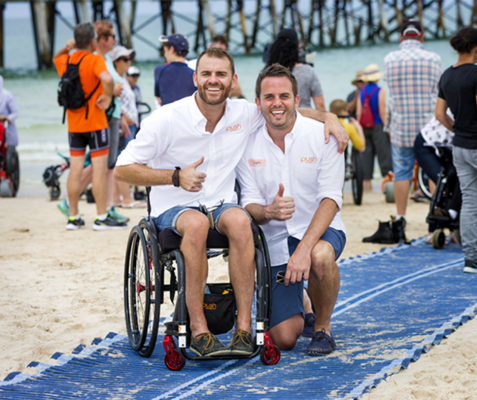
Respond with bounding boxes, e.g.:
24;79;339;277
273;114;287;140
266;183;295;221
179;157;207;192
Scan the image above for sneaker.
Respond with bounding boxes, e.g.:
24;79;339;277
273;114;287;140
362;221;395;244
307;329;337;356
66;216;85;230
93;215;127;231
229;329;254;355
57;199;70;218
108;206;130;224
190;333;230;357
463;259;477;274
302;313;316;338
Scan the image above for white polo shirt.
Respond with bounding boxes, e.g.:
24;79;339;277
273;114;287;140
236;112;346;266
116;94;263;218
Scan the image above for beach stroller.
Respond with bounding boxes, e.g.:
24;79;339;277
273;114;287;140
426;145;461;249
0;122;20;197
42;153;70;200
123;190;280;370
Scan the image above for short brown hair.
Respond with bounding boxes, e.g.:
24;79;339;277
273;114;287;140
196;47;235;75
329;99;348;115
94;20;113;39
211;35;228;49
255;63;298;98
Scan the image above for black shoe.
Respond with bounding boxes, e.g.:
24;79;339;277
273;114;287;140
93;215;127;231
463;259;477;274
66;216;85;231
391;217;409;244
362;221;395;244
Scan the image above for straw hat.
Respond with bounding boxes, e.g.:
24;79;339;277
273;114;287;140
362;64;383;82
351;70;365;86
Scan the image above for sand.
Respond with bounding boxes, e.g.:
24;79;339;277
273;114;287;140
1;189;476;399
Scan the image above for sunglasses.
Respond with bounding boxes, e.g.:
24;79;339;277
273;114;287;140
105;33;116;39
118;57;133;62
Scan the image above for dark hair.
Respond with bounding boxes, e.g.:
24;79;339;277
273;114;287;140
211;35;228;49
255;63;298;98
163;42;189;57
266;29;299;70
74;22;96;49
196;47;235;75
450;27;477;54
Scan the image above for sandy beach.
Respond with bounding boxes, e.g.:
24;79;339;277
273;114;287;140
1;188;476;399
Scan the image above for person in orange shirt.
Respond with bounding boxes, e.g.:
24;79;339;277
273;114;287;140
53;23;126;231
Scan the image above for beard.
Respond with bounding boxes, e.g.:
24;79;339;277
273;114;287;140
197;82;232;105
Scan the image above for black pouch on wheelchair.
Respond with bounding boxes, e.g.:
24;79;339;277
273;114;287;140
203;283;236;335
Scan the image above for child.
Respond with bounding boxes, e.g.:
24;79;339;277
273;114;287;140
329;99;365;152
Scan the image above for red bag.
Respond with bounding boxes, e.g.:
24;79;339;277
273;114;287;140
359;87;379;129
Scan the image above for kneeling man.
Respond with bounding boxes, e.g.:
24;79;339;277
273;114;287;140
236;64;346;355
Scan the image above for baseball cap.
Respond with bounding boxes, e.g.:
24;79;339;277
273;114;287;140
109;45;135;62
400;19;423;38
159;34;189;54
127;66;140;76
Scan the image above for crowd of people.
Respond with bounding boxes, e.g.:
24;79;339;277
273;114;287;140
51;18;477;360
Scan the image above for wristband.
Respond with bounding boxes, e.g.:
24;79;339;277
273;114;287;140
172;167;181;187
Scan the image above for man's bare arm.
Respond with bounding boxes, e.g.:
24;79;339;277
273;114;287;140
435;98;454;132
53;39;75;62
297;108;349;153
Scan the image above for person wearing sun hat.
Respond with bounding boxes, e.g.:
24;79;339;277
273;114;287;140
347;70;366;118
363;19;441;245
356;63;392;193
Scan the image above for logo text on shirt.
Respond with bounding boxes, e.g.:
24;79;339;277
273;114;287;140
301;157;317;164
226;124;241;132
248;159;267;167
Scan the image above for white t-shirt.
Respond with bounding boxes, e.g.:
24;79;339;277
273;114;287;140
116;94;263;218
236;112;346;266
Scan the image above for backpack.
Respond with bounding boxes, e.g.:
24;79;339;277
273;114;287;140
57;55;101;124
359;86;379;129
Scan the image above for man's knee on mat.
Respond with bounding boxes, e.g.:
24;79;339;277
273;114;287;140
310;241;336;281
269;314;304;350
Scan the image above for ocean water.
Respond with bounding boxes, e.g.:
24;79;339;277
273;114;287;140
0;6;459;196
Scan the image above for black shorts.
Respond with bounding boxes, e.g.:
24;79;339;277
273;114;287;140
69;129;109;158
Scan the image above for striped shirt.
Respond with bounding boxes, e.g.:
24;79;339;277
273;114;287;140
384;40;441;147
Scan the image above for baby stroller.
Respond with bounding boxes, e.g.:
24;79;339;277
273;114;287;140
426;145;461;249
0;122;20;197
42;153;71;200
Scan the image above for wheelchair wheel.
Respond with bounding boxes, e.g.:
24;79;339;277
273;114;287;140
384;182;395;203
351;148;363;205
417;167;432;200
165;349;186;371
0;179;12;197
124;226;151;351
137;219;162;358
5;146;19;196
260;345;281;365
432;229;446;250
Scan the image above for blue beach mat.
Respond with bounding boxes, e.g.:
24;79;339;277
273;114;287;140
1;239;476;399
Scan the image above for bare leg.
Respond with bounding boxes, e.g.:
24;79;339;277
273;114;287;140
79;165;93;193
308;241;339;335
106;169;115;208
117;181;135;205
90;154;108;216
175;210;210;338
394;180;410;216
67;155;86;216
217;208;255;334
269;314;303;350
303;289;313;314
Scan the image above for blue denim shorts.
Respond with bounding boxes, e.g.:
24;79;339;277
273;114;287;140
153;203;247;236
269;227;346;329
392;143;415;181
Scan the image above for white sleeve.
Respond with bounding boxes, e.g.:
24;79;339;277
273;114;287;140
235;144;267;208
116;111;170;166
246;102;264;134
316;136;344;210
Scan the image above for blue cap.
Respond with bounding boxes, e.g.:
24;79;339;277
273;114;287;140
159;34;189;55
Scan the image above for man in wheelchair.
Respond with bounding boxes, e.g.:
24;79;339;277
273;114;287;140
115;48;348;357
236;64;346;356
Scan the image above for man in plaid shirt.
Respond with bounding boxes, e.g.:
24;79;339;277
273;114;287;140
364;20;441;244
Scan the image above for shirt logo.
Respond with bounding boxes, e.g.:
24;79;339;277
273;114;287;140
226;124;241;132
248;159;267;167
301;157;317;164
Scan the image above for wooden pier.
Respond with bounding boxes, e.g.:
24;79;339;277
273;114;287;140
0;0;475;69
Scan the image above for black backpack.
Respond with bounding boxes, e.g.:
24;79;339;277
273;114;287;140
57;54;101;124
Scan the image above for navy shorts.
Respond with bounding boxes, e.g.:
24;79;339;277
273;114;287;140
153;203;249;235
270;227;346;329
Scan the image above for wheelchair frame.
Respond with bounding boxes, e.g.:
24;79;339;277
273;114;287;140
344;144;363;205
124;215;280;370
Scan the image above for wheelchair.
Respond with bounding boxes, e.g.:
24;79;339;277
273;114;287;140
344;143;364;205
123;207;280;371
0;122;20;197
425;145;461;249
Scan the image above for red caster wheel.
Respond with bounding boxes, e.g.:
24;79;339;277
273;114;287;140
164;349;186;371
260;345;281;365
